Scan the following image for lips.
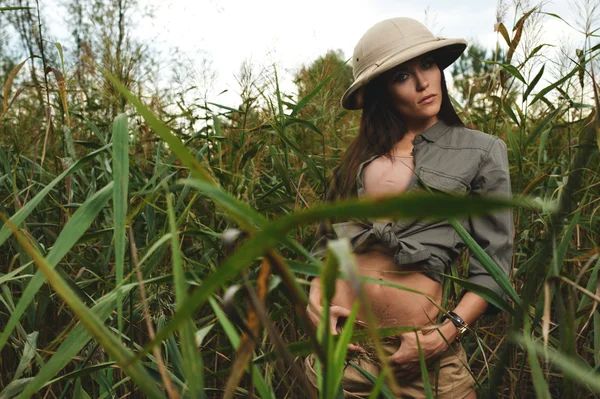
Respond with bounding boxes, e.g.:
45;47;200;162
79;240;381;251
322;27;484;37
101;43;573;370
419;94;436;103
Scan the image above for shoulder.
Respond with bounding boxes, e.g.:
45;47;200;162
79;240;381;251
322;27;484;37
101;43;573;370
363;155;386;174
441;124;505;153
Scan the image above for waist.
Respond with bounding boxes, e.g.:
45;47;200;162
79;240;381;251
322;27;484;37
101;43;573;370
354;243;438;275
331;247;443;329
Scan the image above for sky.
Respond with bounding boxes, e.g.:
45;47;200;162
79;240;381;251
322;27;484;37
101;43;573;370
42;0;594;109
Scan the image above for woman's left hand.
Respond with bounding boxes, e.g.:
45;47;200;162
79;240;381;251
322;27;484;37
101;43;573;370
389;322;457;378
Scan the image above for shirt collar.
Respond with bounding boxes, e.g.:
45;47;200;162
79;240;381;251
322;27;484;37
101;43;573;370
419;119;452;142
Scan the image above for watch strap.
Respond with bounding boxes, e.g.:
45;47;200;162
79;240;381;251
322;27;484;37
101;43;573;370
444;310;469;338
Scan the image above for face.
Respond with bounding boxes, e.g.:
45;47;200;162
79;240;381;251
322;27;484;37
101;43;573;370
384;53;442;125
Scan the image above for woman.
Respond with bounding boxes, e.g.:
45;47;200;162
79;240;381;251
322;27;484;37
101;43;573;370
303;17;513;399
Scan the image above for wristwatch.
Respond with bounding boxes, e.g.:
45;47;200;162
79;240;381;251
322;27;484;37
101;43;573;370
443;310;469;339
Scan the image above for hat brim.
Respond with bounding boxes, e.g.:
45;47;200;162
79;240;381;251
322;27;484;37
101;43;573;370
341;38;467;110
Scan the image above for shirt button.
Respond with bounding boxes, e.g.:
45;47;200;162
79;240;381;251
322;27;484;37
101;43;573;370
414;136;422;144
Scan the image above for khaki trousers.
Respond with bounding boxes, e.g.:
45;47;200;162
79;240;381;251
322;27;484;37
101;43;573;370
304;337;475;398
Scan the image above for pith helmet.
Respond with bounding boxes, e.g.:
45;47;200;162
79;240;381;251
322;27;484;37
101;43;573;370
342;17;467;110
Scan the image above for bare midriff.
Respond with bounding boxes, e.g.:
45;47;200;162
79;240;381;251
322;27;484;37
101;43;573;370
330;224;443;331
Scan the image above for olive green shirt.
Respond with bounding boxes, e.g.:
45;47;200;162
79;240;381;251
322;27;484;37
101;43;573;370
311;119;514;306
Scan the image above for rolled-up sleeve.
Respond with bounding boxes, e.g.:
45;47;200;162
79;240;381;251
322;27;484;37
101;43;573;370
466;138;514;306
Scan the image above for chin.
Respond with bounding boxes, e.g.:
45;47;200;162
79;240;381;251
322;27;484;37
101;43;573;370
416;109;440;120
421;104;441;118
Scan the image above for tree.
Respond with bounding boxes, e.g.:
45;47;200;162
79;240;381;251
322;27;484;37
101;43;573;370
293;49;357;155
66;0;159;122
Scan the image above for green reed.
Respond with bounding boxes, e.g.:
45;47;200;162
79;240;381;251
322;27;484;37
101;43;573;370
0;4;599;399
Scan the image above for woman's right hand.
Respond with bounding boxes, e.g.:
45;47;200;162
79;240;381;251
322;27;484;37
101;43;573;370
306;277;365;353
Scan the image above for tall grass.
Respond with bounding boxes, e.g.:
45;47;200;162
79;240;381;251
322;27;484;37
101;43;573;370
0;4;599;399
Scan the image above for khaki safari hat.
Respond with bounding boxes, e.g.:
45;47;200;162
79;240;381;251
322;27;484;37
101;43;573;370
342;17;467;110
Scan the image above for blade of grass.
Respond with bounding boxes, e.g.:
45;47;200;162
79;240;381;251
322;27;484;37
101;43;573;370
449;217;521;305
524;107;562;147
112;113;128;337
530;64;579;106
441;275;514;314
0;263;33;284
594;312;600;368
320;242;339;399
522;320;551;398
12;331;38;381
552;206;582;276
2;56;33;115
166;192;204;398
0;6;33;11
158;315;185;381
415;332;434;399
523;64;545;101
0;378;34;399
331;302;359;398
73;378;91;399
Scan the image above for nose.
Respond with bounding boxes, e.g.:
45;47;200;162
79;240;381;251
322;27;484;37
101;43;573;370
414;69;429;91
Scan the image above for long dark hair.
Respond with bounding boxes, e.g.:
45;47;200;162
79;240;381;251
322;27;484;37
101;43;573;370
316;59;463;238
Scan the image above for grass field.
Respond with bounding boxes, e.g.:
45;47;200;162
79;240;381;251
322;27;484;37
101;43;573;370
0;3;599;398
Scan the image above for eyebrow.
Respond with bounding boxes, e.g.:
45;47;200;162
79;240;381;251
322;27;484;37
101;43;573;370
395;56;434;72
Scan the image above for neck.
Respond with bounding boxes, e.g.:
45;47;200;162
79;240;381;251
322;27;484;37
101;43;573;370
404;116;440;137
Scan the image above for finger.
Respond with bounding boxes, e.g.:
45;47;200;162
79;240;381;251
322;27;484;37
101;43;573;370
307;301;323;314
331;314;347;335
390;347;407;365
421;325;436;335
347;343;366;353
330;305;351;318
330;324;338;335
308;304;322;316
329;315;339;335
305;307;320;327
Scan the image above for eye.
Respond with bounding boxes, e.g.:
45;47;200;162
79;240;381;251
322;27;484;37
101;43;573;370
422;58;435;69
393;72;409;82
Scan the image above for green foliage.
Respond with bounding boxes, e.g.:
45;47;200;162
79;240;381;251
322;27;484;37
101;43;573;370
0;3;599;399
450;43;500;104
